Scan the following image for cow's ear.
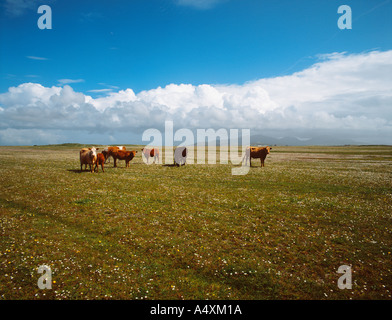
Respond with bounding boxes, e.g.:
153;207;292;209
96;148;99;150
88;148;91;150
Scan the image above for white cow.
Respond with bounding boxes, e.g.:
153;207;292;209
80;147;99;172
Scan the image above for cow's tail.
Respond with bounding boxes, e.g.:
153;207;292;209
241;153;246;163
241;151;248;164
241;148;250;166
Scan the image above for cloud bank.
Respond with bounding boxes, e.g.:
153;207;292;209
0;50;391;145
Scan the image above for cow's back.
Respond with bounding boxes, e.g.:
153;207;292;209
97;153;105;164
80;148;90;163
250;147;267;157
80;148;97;164
174;147;187;165
116;150;127;159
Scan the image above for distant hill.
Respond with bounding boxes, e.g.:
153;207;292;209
249;134;362;146
206;133;362;147
33;134;364;148
32;143;104;148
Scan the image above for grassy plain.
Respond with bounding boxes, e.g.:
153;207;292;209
0;144;391;299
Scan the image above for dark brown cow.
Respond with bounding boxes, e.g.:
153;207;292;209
174;147;187;166
141;147;160;164
243;146;272;167
112;150;137;168
94;153;105;173
102;146;126;163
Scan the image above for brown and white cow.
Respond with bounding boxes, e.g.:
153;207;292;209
102;146;126;163
112;150;137;168
80;147;99;172
94;153;106;173
243;146;272;167
174;147;187;166
141;147;160;164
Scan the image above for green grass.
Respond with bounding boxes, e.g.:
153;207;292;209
0;145;391;300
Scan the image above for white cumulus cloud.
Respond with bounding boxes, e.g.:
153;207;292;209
0;50;391;145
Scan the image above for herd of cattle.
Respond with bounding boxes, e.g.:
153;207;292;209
79;145;272;173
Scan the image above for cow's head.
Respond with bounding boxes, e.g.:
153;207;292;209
128;150;137;159
88;147;99;163
89;147;98;155
266;146;272;154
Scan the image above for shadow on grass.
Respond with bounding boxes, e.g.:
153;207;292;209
67;169;83;173
67;169;95;173
162;163;186;167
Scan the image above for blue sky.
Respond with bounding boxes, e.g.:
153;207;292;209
1;0;391;94
0;0;391;145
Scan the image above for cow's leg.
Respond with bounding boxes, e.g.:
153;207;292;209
114;158;117;168
81;163;83;172
101;164;104;173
